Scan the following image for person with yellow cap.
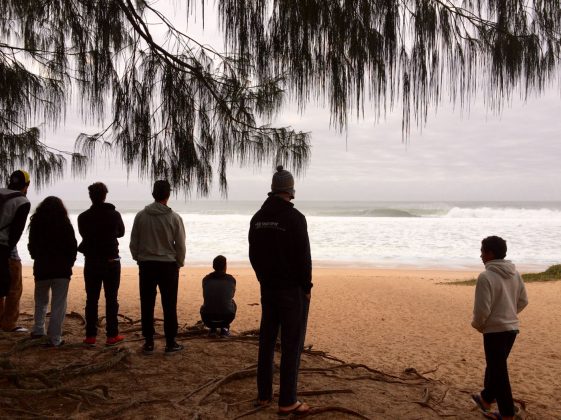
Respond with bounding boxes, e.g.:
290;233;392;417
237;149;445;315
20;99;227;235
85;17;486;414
0;170;31;332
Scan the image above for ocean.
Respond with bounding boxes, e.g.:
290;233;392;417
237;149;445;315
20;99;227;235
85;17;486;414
17;200;561;271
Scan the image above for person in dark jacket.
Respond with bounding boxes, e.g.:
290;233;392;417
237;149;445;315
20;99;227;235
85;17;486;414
28;196;77;347
200;255;237;337
78;182;125;347
0;170;31;332
249;165;312;416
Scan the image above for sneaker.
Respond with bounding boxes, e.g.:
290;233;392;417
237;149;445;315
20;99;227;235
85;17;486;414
208;328;217;337
164;342;184;354
142;341;154;355
83;336;96;347
10;326;28;333
105;335;124;346
30;333;45;339
219;328;231;337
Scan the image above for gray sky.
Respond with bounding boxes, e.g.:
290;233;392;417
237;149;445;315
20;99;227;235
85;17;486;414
27;89;561;203
26;5;561;204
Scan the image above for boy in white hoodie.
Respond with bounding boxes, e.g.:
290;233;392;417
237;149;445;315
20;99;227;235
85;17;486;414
471;236;528;420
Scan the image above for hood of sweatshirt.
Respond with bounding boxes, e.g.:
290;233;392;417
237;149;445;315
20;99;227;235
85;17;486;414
260;195;294;216
484;259;517;279
144;202;172;216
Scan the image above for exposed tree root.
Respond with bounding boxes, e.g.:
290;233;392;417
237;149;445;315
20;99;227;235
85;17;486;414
2;370;58;388
307;405;372;419
37;348;129;382
0;317;528;419
119;325;143;334
226;388;353;409
412;387;458;417
66;311;87;325
230;404;268;419
92;398;180;419
303;348;347;364
98;313;135;326
1;406;58;419
197;366;258;405
178;377;220;403
0;335;48;357
300;365;427;386
404;366;443;382
0;384;109;399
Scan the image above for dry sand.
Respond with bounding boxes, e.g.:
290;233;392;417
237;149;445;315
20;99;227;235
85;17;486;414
4;265;559;418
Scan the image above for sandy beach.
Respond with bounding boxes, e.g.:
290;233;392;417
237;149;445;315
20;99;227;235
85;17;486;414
8;265;560;418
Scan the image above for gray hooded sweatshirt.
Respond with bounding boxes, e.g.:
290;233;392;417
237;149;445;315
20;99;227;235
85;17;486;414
472;259;528;334
130;202;186;266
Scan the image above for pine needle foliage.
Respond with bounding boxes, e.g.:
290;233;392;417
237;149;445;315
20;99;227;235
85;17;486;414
0;0;310;194
218;0;561;133
1;1;560;192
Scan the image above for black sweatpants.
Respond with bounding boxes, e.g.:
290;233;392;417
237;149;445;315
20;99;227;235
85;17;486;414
138;261;179;346
84;258;121;337
257;286;310;406
481;330;518;417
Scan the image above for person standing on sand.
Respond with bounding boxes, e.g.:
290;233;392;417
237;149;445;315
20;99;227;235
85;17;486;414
249;165;312;416
0;170;31;333
200;255;237;337
130;180;186;355
28;196;77;347
78;182;126;347
471;236;528;420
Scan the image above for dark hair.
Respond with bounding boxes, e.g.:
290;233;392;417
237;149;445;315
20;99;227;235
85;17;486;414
29;196;71;233
88;182;108;204
152;180;171;202
8;170;30;190
213;255;227;272
481;236;507;259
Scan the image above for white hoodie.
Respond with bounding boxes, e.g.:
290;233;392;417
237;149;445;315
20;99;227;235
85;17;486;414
472;259;528;334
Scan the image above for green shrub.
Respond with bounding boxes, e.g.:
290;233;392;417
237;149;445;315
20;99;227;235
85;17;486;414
445;264;561;285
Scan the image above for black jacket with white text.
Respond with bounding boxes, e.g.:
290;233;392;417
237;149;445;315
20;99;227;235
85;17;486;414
249;196;312;293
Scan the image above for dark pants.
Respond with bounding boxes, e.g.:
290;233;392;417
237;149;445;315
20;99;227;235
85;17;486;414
0;245;11;297
257;286;310;406
481;331;518;417
201;311;235;329
138;261;179;346
84;258;121;337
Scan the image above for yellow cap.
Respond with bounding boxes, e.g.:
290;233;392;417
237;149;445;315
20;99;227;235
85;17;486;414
20;170;30;184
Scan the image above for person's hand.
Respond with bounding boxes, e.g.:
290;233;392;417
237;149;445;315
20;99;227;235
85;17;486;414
305;293;311;300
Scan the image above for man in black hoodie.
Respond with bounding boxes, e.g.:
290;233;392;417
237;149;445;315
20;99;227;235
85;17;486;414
78;182;125;347
249;166;312;416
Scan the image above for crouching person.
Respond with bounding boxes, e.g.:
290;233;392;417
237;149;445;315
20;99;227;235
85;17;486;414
200;255;236;337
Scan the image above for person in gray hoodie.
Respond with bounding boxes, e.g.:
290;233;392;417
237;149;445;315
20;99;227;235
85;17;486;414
471;236;528;420
130;180;186;355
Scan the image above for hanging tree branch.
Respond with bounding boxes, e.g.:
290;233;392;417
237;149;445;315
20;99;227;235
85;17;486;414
1;0;560;189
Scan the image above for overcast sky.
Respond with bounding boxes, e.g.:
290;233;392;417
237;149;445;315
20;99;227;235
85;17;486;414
26;5;561;204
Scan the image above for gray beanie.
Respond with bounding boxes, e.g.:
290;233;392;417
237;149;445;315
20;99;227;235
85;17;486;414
269;165;295;198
